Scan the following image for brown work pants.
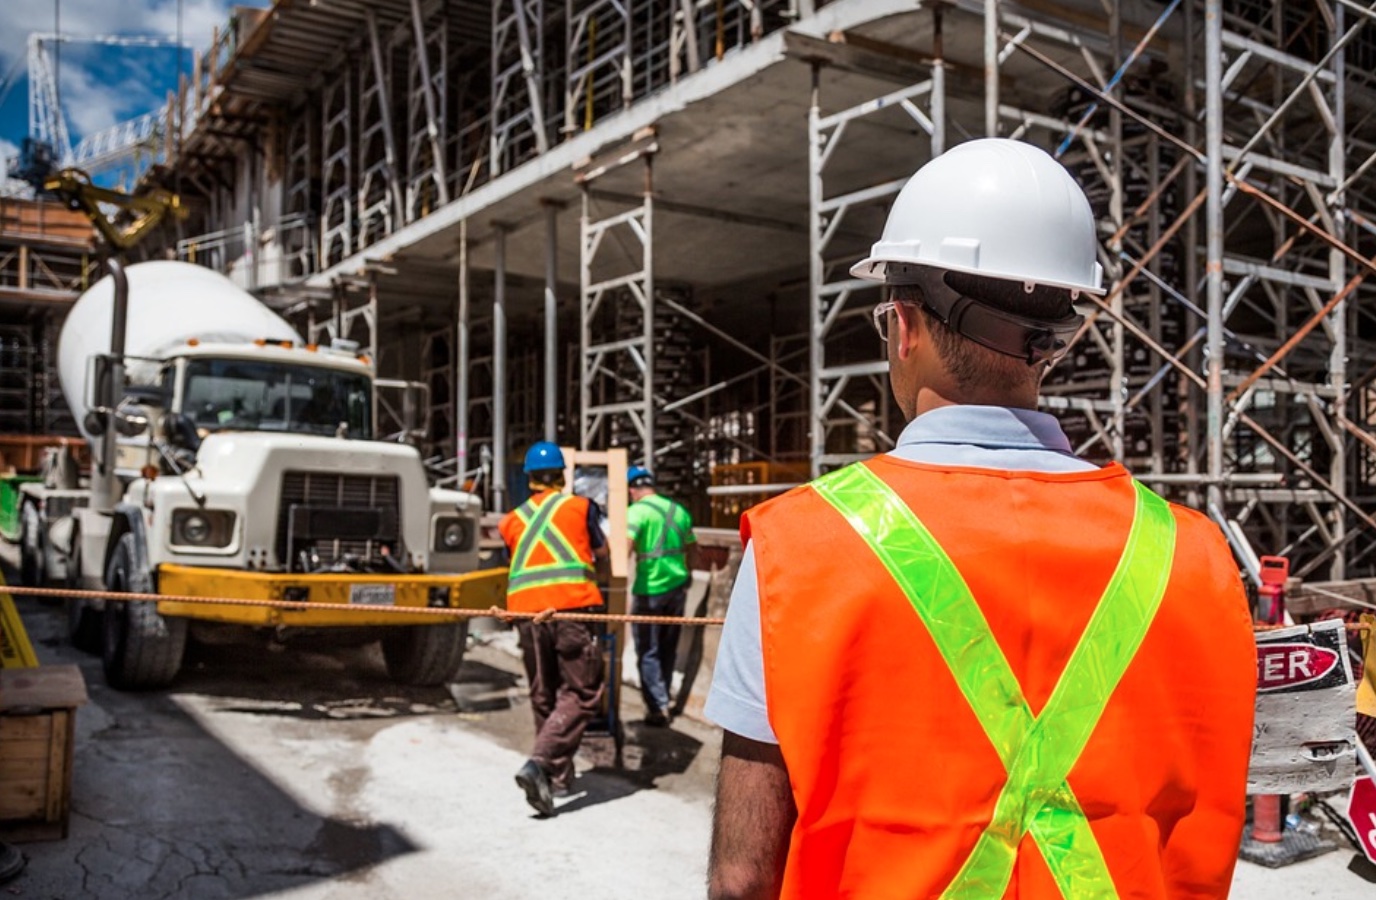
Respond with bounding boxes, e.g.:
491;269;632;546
516;616;605;788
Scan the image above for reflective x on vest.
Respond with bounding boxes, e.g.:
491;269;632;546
508;495;594;595
813;464;1176;899
639;496;690;560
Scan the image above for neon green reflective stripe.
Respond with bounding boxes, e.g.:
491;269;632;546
813;465;1175;900
509;495;593;596
642;495;690;560
813;464;1033;774
511;497;562;571
509;565;597;591
973;479;1174;899
514;495;585;568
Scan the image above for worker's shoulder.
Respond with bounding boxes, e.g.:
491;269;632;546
1163;497;1224;536
743;472;841;525
1160;498;1238;565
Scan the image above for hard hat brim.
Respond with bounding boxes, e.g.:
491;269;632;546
850;256;1106;297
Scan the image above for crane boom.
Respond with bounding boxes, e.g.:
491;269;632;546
42;168;186;251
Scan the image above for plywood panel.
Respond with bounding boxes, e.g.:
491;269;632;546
0;665;88;712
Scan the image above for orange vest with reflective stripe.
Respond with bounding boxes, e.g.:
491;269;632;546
744;457;1256;900
499;490;602;613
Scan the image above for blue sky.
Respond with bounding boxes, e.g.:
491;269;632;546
1;0;270;180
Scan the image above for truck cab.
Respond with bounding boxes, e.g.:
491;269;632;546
20;261;506;691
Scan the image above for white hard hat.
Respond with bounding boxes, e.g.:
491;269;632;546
851;138;1105;296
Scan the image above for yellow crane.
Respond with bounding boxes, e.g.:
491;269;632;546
41;167;185;252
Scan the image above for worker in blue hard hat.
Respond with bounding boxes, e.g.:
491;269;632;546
499;440;609;817
626;465;698;726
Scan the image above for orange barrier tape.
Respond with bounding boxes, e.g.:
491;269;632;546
1;583;724;628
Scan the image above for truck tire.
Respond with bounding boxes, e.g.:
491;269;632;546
381;621;469;686
102;532;186;690
64;526;103;654
18;501;43;588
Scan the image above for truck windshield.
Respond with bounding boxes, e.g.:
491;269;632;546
182;358;373;439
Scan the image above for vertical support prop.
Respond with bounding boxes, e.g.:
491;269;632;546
493;225;509;513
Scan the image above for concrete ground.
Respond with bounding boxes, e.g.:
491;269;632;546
3;577;1375;897
4;596;718;900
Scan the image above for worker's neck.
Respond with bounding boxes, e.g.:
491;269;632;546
911;384;1040;418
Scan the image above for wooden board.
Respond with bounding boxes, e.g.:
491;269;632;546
0;665;89;711
0;197;96;247
0;667;84;843
0;706;75;842
560;447;630;583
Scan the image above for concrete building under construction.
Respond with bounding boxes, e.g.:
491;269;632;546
9;0;1376;594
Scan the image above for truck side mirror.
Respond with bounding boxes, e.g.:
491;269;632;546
123;384;167;408
163;412;201;452
113;407;150;437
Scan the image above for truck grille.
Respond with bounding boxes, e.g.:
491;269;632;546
275;471;401;569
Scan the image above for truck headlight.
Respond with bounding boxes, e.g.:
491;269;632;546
172;509;236;548
433;516;474;553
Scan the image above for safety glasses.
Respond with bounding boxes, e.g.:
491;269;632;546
871;300;917;343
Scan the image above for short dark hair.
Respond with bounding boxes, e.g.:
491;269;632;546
890;273;1075;392
529;469;566;489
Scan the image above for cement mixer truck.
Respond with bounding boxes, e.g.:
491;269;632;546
15;260;506;689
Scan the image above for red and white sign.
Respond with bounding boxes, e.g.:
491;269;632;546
1249;621;1356;795
1256;642;1341;692
1350;775;1376;865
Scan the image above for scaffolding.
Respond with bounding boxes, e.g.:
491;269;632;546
125;0;1376;585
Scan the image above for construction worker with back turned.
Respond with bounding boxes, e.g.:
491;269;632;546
501;441;609;817
626;465;699;726
705;139;1256;900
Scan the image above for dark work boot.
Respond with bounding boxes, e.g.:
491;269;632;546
515;759;555;817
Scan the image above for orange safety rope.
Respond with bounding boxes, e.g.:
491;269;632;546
0;583;723;627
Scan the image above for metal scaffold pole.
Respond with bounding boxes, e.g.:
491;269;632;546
456;220;470;489
577;136;657;469
1204;0;1227;519
494;224;509;513
544;200;560;443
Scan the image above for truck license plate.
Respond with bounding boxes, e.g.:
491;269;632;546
349;584;396;606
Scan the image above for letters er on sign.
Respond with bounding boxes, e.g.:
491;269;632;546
1249;619;1359;795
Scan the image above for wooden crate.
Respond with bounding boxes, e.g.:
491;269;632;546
0;665;88;842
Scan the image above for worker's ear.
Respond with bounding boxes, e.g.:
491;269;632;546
893;302;922;362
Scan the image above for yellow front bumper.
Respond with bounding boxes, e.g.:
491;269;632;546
156;564;509;627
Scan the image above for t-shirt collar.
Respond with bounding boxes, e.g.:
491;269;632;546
895;405;1076;454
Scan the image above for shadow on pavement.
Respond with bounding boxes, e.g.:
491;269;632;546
10;596;423;899
161;628;519;721
549;719;707;817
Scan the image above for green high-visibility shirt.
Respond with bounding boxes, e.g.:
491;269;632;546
627;493;695;596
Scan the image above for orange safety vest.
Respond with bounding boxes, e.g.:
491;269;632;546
744;457;1256;900
499;490;603;613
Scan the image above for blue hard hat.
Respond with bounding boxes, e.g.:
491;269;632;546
628;465;655;487
524;441;565;474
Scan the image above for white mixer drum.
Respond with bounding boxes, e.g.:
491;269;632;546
59;260;301;439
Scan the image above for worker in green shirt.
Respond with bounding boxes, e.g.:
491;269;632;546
626;465;698;726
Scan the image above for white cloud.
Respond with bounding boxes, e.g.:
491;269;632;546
0;0;255;143
0;1;244;65
57;63;131;137
0;137;17;176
